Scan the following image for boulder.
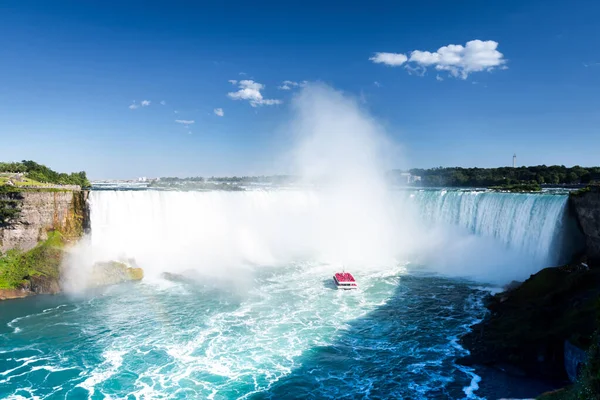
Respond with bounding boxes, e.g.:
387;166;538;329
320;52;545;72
87;261;144;288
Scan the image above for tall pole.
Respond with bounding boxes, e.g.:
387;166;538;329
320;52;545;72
513;154;516;168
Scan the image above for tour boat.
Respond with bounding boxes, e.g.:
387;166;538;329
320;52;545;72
333;272;358;290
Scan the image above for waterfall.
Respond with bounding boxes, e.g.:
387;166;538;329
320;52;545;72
87;189;577;284
406;189;574;266
88;189;404;275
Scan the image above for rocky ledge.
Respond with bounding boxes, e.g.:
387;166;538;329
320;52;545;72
86;260;144;288
458;262;600;381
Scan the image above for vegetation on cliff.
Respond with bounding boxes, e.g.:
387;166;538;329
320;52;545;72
0;160;90;188
0;186;23;226
0;230;63;290
569;186;593;198
392;165;600;187
538;306;600;399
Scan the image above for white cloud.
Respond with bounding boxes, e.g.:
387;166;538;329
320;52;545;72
227;80;282;107
228;79;238;85
278;80;307;90
175;119;195;125
214;108;224;117
372;40;506;79
128;102;139;110
160;100;166;105
369;52;408;66
436;75;444;81
373;81;381;87
141;100;151;107
174;110;179;114
411;40;505;79
239;72;247;76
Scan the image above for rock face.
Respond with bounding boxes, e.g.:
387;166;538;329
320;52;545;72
0;191;89;253
570;186;600;267
0;190;90;299
0;190;145;300
458;264;600;382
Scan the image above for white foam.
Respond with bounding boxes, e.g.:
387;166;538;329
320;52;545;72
77;349;127;396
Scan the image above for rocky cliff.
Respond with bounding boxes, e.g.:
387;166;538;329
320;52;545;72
570;186;600;267
0;190;89;299
0;190;89;253
0;189;144;300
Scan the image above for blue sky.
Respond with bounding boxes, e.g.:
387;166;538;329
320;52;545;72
0;0;599;179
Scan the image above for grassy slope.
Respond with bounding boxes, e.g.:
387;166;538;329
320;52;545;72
0;174;47;187
0;231;64;289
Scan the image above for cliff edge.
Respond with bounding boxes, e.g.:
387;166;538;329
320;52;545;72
0;189;144;300
0;190;89;253
0;190;89;299
570;185;600;267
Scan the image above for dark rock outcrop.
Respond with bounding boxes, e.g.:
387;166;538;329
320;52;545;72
458;264;600;382
570;186;600;267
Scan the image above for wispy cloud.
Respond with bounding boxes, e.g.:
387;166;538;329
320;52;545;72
175;119;195;125
369;52;408;66
239;72;247;76
129;100;151;109
436;75;444;81
160;100;166;105
277;80;307;90
404;64;426;77
371;40;506;79
214;108;224;117
227;80;282;107
373;81;381;87
228;79;238;85
583;62;600;68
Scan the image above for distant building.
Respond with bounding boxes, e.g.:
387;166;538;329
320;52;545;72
138;177;147;182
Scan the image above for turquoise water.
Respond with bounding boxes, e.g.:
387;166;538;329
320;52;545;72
1;264;492;399
1;189;574;399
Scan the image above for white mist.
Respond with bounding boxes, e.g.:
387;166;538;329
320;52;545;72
62;84;568;288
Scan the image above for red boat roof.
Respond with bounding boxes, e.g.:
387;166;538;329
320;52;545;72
334;272;356;282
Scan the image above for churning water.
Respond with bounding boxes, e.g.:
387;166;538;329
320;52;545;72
0;188;574;399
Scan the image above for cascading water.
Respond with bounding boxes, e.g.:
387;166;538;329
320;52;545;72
86;189;405;277
84;188;575;286
406;189;574;267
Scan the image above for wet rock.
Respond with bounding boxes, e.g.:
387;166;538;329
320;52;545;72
87;261;144;288
0;288;30;300
458;265;600;382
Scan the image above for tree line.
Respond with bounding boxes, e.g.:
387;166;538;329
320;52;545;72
0;160;90;188
392;165;600;187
